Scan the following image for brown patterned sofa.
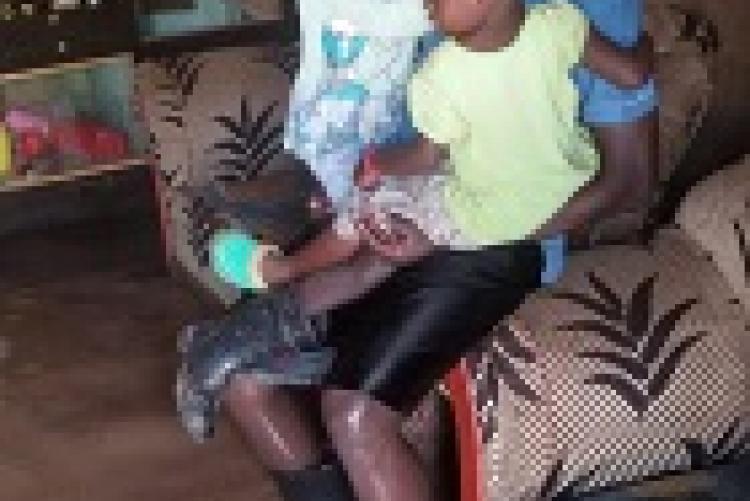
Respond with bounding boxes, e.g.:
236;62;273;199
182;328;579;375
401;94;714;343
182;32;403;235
444;153;750;500
135;0;750;499
437;2;750;499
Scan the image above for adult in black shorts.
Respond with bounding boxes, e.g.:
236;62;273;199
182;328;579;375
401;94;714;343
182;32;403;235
219;233;542;501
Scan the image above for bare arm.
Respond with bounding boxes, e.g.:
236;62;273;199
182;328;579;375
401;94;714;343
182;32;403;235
530;167;630;241
583;27;653;89
367;134;444;178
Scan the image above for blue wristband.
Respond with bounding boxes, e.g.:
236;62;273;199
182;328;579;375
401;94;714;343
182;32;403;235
210;230;258;290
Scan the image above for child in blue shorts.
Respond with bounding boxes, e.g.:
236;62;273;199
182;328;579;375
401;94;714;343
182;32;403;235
528;0;659;284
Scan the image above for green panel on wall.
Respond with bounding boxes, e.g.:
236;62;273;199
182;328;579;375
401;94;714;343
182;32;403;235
139;0;246;38
89;61;143;149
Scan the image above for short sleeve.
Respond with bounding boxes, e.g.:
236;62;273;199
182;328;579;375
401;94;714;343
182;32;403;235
545;2;589;70
407;69;468;146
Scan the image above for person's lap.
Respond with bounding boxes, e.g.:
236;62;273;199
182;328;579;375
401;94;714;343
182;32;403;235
324;242;542;412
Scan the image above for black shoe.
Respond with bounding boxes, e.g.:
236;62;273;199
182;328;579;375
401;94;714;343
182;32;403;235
273;454;355;501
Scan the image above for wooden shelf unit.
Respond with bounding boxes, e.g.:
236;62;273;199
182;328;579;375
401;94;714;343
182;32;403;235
0;55;130;82
0;53;148;193
0;156;147;193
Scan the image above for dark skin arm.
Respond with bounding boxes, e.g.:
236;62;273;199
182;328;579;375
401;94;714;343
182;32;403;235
529;167;628;240
583;27;653;89
360;130;631;242
360;132;628;242
531;25;656;239
532;116;658;244
355;134;443;186
360;24;655;240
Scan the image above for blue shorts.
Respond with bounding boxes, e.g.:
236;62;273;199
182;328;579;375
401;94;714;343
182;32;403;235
527;0;658;125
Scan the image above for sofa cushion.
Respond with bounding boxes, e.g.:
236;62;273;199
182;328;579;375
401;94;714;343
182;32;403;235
672;154;750;311
179;46;294;186
136;44;302;303
459;235;749;500
644;0;717;186
138;44;297;187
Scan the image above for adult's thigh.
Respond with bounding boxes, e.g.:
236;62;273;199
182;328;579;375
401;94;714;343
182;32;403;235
324;243;542;413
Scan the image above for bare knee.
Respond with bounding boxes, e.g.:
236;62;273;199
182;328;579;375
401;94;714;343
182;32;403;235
594;116;658;206
321;389;401;438
223;375;322;470
321;389;431;501
223;374;282;417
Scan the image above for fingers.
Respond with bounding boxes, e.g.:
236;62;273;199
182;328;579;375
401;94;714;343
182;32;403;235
355;149;383;190
360;213;430;262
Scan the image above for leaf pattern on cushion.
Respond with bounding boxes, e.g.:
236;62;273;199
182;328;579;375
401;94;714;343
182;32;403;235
211;96;285;183
554;273;704;418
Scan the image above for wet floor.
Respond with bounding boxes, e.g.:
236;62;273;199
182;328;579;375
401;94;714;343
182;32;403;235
0;217;280;501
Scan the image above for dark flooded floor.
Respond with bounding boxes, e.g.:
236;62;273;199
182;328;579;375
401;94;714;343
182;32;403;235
0;217;280;501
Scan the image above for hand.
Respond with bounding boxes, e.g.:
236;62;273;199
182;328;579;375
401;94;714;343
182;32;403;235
354;149;382;190
361;213;432;263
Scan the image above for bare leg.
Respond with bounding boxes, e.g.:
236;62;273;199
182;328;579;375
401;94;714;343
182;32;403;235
261;224;363;285
223;377;356;501
295;250;398;315
221;243;405;469
591;112;659;237
322;389;431;501
265;210;433;308
223;375;322;471
294;212;435;314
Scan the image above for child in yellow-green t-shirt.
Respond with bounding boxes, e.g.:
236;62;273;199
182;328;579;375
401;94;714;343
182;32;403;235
215;0;653;293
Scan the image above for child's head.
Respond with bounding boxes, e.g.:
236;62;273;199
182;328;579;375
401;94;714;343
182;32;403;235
426;0;498;37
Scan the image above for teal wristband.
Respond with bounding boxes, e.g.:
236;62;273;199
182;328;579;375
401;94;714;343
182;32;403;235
210;230;258;290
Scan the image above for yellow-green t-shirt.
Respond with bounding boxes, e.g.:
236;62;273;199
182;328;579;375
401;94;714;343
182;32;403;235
408;3;599;244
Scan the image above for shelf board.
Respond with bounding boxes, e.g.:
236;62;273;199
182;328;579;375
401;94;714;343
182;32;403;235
0;157;148;193
134;20;297;60
0;54;133;82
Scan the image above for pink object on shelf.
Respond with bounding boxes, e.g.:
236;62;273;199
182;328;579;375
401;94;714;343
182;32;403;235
5;109;51;135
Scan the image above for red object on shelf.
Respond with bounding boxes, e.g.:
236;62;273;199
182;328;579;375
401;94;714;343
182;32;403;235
18;131;49;158
51;120;128;164
92;128;128;162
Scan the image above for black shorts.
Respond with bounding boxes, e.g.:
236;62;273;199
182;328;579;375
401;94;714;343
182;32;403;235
324;242;542;412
